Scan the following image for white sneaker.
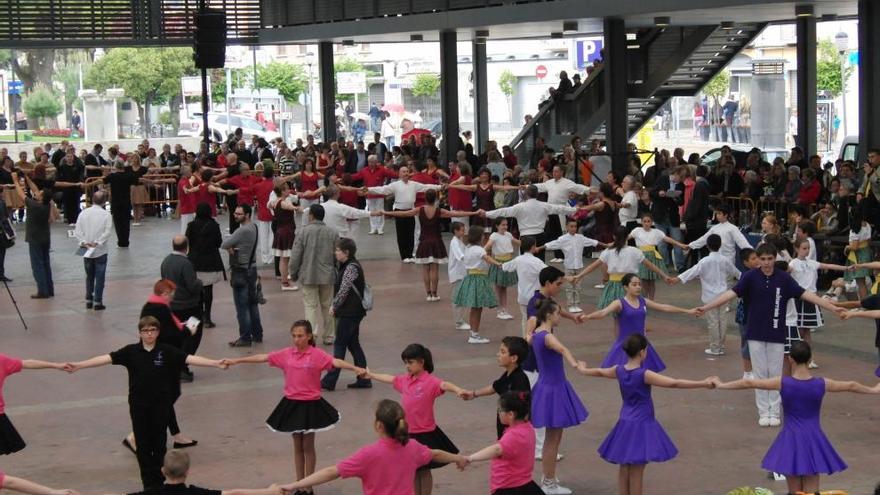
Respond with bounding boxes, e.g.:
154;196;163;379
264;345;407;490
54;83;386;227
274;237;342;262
808;361;819;369
432;295;441;302
535;452;564;461
540;478;572;495
281;284;297;291
426;295;433;301
455;322;472;331
768;417;781;427
567;306;583;313
368;230;376;235
594;283;605;289
377;230;384;235
403;258;415;264
496;311;514;320
758;417;771;427
549;258;563;263
704;348;724;356
468;334;490;344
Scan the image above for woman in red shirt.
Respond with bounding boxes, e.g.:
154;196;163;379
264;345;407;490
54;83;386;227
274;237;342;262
798;168;822;206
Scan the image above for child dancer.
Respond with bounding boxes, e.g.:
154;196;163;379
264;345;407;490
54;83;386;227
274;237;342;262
714;341;880;494
671;234;741;356
447;222;470;330
500;236;547;334
453;225;504;344
0;472;79;495
0;353;67;455
383;189;481;301
844;218;872;299
583;273;699;371
574;227;672;310
788;238;849;369
464;336;531;438
529;299;588;495
461;391;543;495
486;217;521;320
576;334;716;495
839;260;880;376
364;344;469;495
279;399;465;495
223;320;365;491
736;248;760;379
542;219;602;313
628;212;689;300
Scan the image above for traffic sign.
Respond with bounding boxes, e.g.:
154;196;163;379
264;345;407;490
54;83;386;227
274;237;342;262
7;80;23;95
535;65;547;79
337;71;367;94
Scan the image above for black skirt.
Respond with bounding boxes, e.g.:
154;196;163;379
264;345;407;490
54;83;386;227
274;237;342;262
493;481;544;495
266;397;339;434
411;427;459;470
0;414;26;455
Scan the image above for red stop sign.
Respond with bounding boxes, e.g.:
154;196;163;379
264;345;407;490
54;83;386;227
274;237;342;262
536;65;547;79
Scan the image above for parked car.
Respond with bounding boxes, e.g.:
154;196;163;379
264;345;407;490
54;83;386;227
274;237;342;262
701;146;789;169
179;112;281;142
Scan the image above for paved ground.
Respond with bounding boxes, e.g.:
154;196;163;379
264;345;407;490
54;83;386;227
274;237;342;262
2;213;879;495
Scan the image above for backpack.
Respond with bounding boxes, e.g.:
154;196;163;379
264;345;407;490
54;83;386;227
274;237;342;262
350;263;373;311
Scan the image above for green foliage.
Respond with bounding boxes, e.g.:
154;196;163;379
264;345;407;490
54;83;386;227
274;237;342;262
411;73;441;98
0;49;10;65
22;84;63;126
498;69;516;98
56;63;84;111
158;110;172;126
256;62;307;103
85;47;196;108
702;69;730;99
816;39;854;97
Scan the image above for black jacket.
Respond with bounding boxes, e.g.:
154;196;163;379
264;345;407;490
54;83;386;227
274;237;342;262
649;174;684;226
185;217;225;273
683;178;711;231
333;259;366;318
709;171;744;197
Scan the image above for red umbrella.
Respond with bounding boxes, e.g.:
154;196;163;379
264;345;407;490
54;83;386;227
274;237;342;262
381;102;405;113
401;127;431;144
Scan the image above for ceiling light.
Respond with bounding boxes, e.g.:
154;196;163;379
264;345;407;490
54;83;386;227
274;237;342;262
342;39;355;46
720;21;734;29
475;29;489;37
563;21;577;32
410;34;423;42
654;16;671;27
550;32;563;39
795;5;814;17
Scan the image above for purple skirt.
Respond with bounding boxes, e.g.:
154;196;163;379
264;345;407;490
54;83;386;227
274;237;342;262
598;417;678;465
761;425;847;475
601;339;666;372
530;380;588;429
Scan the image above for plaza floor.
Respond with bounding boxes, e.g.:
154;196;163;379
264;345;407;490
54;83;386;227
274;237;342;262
1;214;878;494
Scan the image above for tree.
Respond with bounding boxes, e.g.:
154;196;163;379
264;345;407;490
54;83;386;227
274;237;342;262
816;39;854;97
85;47;196;137
22;84;63;128
411;73;440;98
702;69;730;122
8;49;57;128
334;58;376;105
498;69;517;129
256;62;307;103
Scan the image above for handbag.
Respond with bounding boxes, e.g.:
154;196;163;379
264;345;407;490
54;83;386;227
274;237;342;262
229;225;257;288
350;264;373;311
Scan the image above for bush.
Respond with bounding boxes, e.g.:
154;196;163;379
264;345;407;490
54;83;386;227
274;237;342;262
22;85;63;127
33;128;73;137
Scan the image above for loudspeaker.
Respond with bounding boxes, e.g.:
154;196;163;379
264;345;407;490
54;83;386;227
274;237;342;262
194;9;227;69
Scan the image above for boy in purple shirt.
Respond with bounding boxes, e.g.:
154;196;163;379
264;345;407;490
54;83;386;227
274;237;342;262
697;243;844;427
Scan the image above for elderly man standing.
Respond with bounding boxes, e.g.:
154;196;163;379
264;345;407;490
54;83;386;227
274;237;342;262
290;204;340;346
160;235;204;381
75;191;112;310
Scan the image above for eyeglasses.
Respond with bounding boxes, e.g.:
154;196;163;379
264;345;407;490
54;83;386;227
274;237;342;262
139;327;159;334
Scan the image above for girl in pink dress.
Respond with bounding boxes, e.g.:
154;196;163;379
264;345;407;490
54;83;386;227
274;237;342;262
225;320;365;490
279;400;464;495
365;344;471;495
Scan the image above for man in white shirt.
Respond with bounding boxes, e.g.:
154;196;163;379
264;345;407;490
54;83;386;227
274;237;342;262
542;219;602;313
534;165;590;262
500;236;548;334
447;222;470;330
74;191;113;310
673;234;741;355
486;185;578;261
687;203;752;261
310;184;378;239
617;175;639;233
366;165;441;262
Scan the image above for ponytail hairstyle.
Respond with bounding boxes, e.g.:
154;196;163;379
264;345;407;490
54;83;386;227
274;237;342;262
498;391;531;421
375;399;409;445
291;319;316;346
612;226;629;253
534;298;559;326
401;343;434;373
622;333;648;357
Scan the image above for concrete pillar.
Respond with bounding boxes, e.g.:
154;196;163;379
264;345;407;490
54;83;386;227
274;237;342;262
472;40;489;156
604;18;628;178
796;15;817;157
858;0;880;163
440;30;460;166
318;41;337;143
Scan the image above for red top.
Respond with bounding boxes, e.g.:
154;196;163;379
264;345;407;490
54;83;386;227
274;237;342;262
448;172;472;210
336;438;432;495
0;353;23;414
299;171;321;192
228;174;259;206
253;178;276;222
178;177;197;215
195;182;217;217
216;153;228;168
411;172;439;208
351;166;397;199
799;179;821;205
503;153;518;169
392;372;444;433
268;346;335;401
339;188;359;207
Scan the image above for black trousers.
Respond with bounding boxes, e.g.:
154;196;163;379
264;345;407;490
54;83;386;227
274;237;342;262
168;393;181;436
521;232;547;261
684;226;707;269
62;190;81;224
0;244;6;279
129;400;170;489
111;204;131;247
544;215;564;259
321;315;369;389
172;305;204;359
394;212;415;260
227;194;238;233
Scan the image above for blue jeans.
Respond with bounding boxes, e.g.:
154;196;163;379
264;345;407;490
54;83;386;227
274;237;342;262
231;266;263;341
655;222;685;271
84;254;108;303
321;315;369;389
385;136;395;149
28;242;54;296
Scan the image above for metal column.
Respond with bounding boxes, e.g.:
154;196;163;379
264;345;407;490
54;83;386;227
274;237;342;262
440;30;460;166
472;40;489;156
604;18;628;178
318;41;337;143
796;15;817;157
858;0;880;164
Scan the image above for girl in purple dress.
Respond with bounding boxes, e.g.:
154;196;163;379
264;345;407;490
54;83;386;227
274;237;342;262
529;299;588;495
577;334;716;495
583;273;699;372
715;341;880;494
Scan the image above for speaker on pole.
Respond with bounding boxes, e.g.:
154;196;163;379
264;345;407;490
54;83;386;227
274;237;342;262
194;9;227;69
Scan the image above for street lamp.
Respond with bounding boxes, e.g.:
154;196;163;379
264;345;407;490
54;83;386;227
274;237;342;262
834;31;849;138
306;51;315;137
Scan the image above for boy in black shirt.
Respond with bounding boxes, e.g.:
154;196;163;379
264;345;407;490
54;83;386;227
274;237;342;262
127;450;280;495
464;336;531;438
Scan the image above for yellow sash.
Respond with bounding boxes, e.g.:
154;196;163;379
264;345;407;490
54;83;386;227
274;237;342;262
871;276;879;296
847;239;869;264
639;245;663;260
468;269;488;276
494;253;514;262
608;273;625;282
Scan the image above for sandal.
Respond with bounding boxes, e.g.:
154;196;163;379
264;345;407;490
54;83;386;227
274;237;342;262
122;437;137;454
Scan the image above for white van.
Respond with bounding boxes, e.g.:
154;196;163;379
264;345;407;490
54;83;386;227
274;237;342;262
838;135;859;162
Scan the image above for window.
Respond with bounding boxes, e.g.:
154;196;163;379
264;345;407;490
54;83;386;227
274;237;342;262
842;143;858;162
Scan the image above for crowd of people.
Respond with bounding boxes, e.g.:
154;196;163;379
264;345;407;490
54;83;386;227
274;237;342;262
1;127;880;495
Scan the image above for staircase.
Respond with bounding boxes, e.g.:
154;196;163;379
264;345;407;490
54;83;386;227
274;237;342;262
510;22;766;166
